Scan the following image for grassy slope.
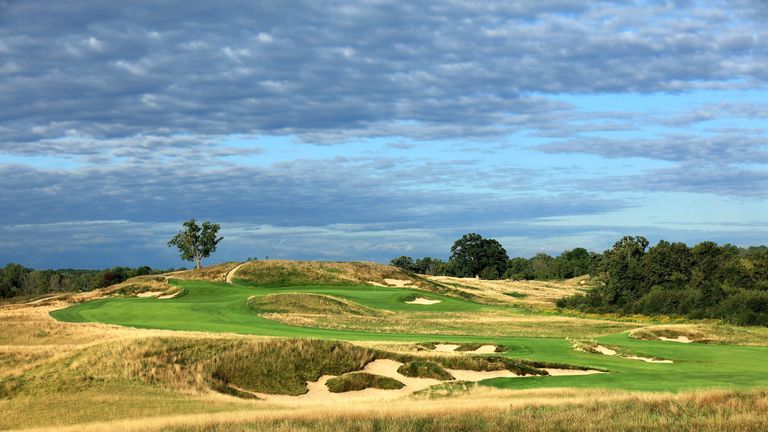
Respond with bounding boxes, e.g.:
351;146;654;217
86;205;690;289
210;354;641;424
50;278;768;393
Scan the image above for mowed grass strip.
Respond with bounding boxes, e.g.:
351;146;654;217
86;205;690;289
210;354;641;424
326;372;404;393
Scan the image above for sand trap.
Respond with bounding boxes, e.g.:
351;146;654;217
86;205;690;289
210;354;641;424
136;291;163;298
157;291;180;299
592;345;617;356
589;345;672;363
406;297;441;305
384;278;414;287
627;356;673;364
473;345;498;354
367;281;387;287
229;359;608;405
433;344;460;352
659;336;693;343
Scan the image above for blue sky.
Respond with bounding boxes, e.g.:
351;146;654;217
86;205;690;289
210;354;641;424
1;0;767;269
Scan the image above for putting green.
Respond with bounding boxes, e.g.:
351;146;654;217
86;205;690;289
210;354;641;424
51;279;768;393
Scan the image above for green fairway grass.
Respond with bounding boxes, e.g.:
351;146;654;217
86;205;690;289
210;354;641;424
50;278;768;393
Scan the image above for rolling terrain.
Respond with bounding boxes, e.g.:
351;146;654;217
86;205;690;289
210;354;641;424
3;260;768;431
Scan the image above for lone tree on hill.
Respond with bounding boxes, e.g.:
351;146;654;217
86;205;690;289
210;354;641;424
168;219;223;269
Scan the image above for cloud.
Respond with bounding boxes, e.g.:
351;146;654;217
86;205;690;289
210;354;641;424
0;0;766;146
537;132;768;165
0;156;622;227
2;1;768;267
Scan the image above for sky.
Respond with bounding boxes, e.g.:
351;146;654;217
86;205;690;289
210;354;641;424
1;0;768;269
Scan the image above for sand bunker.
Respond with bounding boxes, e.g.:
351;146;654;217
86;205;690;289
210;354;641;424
433;344;460;352
590;345;672;363
659;336;693;343
240;359;441;405
592;345;618;356
472;345;497;354
136;291;163;298
384;278;414;287
245;359;604;405
157;291;180;299
406;297;441;305
627;356;674;364
367;281;387;287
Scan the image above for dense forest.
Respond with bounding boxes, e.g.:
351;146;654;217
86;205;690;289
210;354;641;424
393;233;768;326
0;264;177;298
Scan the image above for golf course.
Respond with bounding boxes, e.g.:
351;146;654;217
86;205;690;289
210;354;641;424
3;260;768;431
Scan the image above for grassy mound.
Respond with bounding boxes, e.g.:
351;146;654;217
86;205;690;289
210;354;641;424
629;326;706;343
326;372;404;393
248;293;380;316
397;361;454;380
0;337;379;398
232;260;420;287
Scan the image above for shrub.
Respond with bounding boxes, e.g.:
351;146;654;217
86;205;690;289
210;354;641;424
397;361;454;380
325;373;404;393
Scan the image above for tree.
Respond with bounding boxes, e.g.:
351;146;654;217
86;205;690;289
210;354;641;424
449;233;509;278
390;256;416;272
168;219;223;269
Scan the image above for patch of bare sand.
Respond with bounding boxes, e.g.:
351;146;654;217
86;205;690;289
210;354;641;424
367;281;387;287
136;291;163;298
588;345;672;363
473;344;497;354
627;356;673;364
659;336;693;343
384;278;414;287
592;345;617;356
433;344;460;352
406;297;441;305
245;360;442;405
157;291;180;299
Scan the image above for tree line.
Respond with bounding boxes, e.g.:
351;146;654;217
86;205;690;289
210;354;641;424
556;236;768;326
390;233;599;280
0;264;178;298
392;233;768;326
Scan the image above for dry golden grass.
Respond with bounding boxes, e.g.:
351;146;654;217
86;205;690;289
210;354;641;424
11;388;768;432
166;262;243;282
630;323;768;346
426;276;586;308
232;260;424;287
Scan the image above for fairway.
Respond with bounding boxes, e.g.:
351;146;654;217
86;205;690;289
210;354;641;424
50;277;768;394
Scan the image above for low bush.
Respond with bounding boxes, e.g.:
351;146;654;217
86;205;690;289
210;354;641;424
397;361;454;380
326;373;404;393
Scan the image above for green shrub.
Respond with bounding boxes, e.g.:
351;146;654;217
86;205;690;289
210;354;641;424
326;373;404;393
397;361;454;380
